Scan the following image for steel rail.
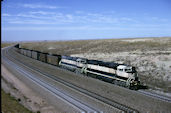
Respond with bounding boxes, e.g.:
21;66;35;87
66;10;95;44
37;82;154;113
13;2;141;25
138;90;171;103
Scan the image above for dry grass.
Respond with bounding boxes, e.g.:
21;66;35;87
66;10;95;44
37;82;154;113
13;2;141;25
21;37;171;55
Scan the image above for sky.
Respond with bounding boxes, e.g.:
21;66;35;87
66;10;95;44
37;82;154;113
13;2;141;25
2;0;171;41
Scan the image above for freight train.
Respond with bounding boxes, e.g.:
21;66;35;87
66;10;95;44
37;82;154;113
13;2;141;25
13;44;140;90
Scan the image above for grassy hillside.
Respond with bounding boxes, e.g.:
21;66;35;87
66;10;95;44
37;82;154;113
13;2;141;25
1;89;32;113
21;37;171;55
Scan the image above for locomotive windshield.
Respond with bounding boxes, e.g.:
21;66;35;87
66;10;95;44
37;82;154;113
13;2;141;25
125;68;132;72
125;67;136;73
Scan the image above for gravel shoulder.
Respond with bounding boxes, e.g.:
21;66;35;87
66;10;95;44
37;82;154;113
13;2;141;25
1;64;60;113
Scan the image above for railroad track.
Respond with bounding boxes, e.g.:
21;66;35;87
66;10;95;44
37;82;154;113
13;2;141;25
2;47;99;112
3;55;98;112
138;90;171;103
2;46;139;113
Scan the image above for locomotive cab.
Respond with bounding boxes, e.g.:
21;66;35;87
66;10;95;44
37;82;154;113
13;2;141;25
116;65;139;89
76;58;87;64
116;65;134;78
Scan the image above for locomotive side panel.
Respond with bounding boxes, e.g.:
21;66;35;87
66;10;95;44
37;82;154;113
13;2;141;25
59;56;78;71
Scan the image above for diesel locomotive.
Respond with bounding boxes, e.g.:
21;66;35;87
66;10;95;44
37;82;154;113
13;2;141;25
14;44;140;89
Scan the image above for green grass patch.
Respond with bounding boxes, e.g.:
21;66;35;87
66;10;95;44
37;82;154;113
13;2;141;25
1;89;32;113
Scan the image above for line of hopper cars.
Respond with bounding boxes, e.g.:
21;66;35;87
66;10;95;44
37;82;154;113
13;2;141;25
14;44;140;90
18;48;61;66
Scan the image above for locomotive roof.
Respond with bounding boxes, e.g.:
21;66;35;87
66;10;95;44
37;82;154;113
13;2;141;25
62;55;128;69
62;55;87;60
62;55;79;61
87;60;119;69
47;53;61;56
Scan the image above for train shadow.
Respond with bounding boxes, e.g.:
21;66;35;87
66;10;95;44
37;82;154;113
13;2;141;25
138;84;148;90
